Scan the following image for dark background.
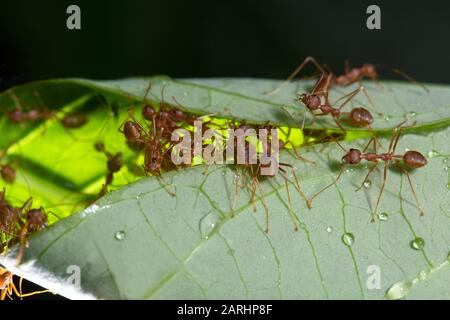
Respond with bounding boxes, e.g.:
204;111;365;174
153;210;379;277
1;0;450;91
0;0;449;300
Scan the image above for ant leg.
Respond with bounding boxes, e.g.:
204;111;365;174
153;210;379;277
252;176;269;233
279;168;299;232
333;116;347;136
357;80;383;115
391;68;429;93
372;161;388;222
280;163;310;208
362;136;377;153
355;163;378;192
231;172;239;218
395;165;425;216
308;165;347;208
11;280;49;298
265;56;327;96
335;86;365;111
156;175;176;197
280;139;315;164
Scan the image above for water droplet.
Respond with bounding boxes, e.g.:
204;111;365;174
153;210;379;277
385;280;413;300
427;150;439;158
199;212;220;240
342;232;355;247
442;157;448;164
446;183;450;190
378;212;389;221
326;226;333;233
363;180;372;189
384;115;391;121
114;230;126;241
408;111;417;117
418;269;430;281
444;167;448;172
404;148;410;152
410;237;425;250
344;168;354;173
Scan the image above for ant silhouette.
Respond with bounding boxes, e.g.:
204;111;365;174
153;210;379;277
308;121;427;222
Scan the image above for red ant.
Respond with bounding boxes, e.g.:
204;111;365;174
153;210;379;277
307;121;427;222
296;79;376;132
5;90;87;129
0;266;49;300
120;112;177;196
94;142;123;197
269;56;428;95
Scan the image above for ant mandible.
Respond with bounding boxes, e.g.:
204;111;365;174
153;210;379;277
307;121;427;222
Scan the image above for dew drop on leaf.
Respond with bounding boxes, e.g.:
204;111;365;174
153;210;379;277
410;237;425;250
378;212;389;221
363;180;372;189
199;212;220;240
341;232;355;247
114;231;126;241
326;226;333;233
427;150;439;158
385;280;413;300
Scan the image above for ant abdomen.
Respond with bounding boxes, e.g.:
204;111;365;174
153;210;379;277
1;165;16;184
60;114;87;129
403;150;427;169
123;121;142;141
142;105;156;120
349;107;373;127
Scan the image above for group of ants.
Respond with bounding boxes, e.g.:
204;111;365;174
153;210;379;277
0;57;430;299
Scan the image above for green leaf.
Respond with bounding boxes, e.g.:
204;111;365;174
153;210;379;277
1;77;450;299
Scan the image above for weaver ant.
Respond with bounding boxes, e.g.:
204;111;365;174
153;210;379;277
94;142;123;197
0;266;49;300
5;90;88;129
269;56;428;95
308;121;427;222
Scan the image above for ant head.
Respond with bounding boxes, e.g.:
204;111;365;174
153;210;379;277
123;121;142;141
403;151;427;169
342;148;361;164
26;208;48;232
300;94;321;110
362;64;378;78
142;105;156;121
349;108;373;126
